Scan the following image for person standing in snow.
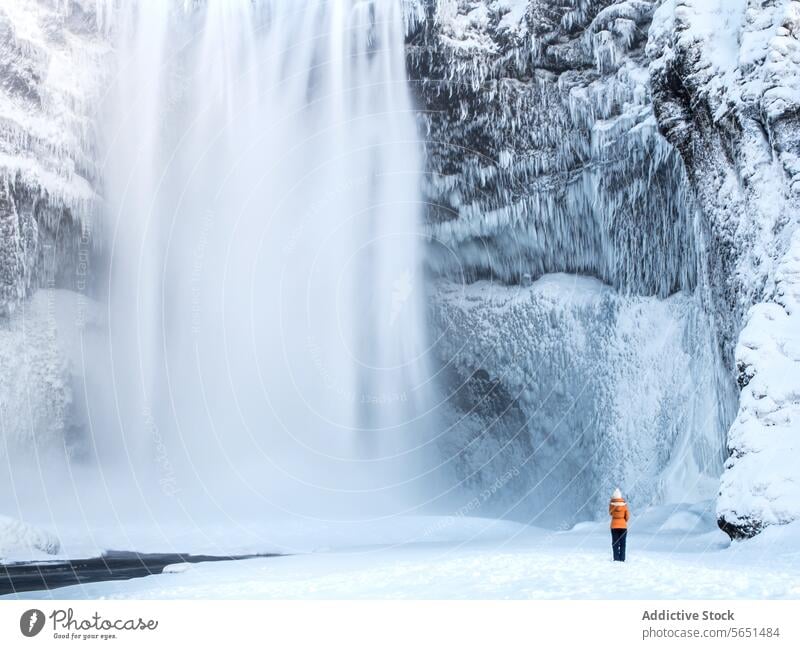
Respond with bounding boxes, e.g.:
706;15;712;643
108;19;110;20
609;488;629;562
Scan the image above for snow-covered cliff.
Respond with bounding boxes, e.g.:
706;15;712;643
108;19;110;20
0;0;108;467
0;0;106;315
648;0;800;538
407;0;697;296
410;0;797;537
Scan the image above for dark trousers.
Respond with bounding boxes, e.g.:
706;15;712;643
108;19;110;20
611;528;627;561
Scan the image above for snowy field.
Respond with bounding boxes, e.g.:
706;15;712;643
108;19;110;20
3;502;799;600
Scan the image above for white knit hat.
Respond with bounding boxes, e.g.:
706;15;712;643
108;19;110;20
612;487;622;499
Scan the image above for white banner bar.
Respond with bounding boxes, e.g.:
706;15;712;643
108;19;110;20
0;600;796;648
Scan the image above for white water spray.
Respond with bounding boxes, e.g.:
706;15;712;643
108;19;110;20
85;0;437;520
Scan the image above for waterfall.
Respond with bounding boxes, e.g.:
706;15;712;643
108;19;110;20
76;0;438;520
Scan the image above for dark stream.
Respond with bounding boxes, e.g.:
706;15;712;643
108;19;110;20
0;551;280;596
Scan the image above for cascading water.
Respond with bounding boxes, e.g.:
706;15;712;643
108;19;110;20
71;0;440;522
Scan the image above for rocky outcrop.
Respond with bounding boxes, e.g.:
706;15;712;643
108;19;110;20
648;0;800;537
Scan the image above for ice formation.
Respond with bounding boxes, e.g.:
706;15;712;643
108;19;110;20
432;275;731;525
0;0;106;315
1;1;439;524
649;0;800;536
0;514;60;560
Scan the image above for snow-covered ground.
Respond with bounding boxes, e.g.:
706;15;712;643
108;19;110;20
4;503;800;600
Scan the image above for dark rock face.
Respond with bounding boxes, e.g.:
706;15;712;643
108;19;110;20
648;19;755;369
0;176;28;310
0;172;87;315
406;0;697;295
717;515;763;542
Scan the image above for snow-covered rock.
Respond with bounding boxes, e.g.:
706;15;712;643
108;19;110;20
718;230;800;536
0;289;100;457
0;514;60;560
408;0;696;297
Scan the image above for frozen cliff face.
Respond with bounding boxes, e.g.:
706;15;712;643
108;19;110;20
0;0;107;462
408;0;734;521
407;0;698;296
0;0;107;315
433;274;728;525
0;289;92;459
411;0;798;536
648;0;800;537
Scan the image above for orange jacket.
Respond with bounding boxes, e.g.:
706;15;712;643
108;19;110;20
609;498;629;529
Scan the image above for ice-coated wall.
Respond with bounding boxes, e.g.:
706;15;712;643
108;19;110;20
0;0;107;315
432;274;731;525
407;0;798;536
0;0;796;537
